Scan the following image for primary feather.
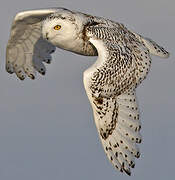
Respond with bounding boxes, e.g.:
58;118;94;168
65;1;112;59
6;8;169;176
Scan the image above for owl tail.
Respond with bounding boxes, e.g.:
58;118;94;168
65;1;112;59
141;37;170;58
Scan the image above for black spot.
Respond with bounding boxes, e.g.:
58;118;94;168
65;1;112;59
124;169;131;176
131;162;135;168
95;97;103;105
19;76;25;81
97;111;101;115
115;152;118;157
139;125;141;130
50;50;55;53
120;168;123;173
108;147;112;151
87;21;101;27
114;144;117;148
47;59;51;64
138;139;142;143
30;74;35;80
39;68;45;75
136;152;140;158
103;133;107;139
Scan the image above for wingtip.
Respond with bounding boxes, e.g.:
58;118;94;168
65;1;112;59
163;51;170;58
122;163;131;176
124;169;131;176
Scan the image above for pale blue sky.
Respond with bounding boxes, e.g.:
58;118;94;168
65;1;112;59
0;0;174;179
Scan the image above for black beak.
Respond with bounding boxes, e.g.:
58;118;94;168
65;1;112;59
46;32;49;40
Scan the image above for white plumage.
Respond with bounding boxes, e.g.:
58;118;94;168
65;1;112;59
6;8;169;176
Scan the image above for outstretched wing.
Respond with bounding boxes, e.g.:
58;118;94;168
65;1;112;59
83;23;155;175
6;9;58;80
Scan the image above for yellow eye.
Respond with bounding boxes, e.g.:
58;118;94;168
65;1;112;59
54;25;61;30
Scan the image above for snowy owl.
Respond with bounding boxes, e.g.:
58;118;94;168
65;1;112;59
6;8;169;175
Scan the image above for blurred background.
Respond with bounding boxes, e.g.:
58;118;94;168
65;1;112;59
0;0;174;179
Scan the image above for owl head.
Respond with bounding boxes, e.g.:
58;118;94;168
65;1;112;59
42;9;81;51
